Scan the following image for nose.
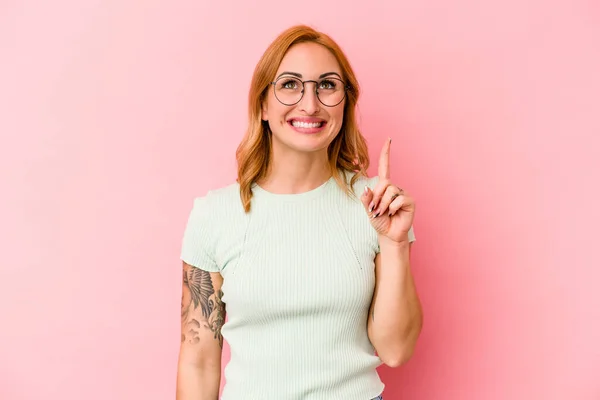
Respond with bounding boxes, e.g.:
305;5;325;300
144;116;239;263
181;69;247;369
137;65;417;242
298;82;320;115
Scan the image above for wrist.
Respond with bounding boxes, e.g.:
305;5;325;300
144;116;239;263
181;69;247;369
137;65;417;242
378;234;411;251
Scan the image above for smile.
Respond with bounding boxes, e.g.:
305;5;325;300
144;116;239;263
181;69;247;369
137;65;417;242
287;119;328;134
287;118;328;134
291;120;324;128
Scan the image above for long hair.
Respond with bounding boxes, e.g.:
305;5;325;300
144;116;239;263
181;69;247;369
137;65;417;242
235;25;371;212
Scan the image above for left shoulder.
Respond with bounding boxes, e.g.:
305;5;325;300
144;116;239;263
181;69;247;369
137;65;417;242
338;170;381;198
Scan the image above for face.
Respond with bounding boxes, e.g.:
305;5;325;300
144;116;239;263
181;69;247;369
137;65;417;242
261;42;346;156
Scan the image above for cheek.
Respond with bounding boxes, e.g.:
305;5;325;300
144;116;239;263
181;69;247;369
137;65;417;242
329;106;345;126
265;99;289;123
275;103;291;121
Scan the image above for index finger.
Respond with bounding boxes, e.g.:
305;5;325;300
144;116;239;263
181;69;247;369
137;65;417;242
378;137;392;179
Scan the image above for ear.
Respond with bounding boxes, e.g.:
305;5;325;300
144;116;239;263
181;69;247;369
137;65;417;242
261;101;268;121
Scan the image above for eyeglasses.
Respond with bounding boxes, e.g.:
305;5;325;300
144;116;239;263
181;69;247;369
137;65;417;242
270;76;349;107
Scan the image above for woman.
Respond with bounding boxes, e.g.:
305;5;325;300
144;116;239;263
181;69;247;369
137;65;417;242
176;24;423;400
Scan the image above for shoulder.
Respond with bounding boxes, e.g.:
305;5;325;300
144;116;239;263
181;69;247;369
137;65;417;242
191;180;243;211
203;180;241;201
339;170;380;197
184;180;245;230
181;181;244;271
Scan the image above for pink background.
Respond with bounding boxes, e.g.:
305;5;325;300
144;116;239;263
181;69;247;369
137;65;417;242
1;1;599;399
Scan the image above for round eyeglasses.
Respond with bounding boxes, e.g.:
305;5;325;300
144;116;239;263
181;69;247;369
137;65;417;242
270;76;349;107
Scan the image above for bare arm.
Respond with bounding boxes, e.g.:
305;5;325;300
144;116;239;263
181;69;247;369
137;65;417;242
368;240;423;367
176;261;226;400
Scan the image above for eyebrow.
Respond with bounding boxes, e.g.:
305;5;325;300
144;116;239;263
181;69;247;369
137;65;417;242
275;71;342;80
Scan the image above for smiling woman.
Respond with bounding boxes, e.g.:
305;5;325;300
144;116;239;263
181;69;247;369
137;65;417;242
176;24;422;400
258;42;349;164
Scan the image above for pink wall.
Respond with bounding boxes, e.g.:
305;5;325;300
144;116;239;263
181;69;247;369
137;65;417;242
1;1;598;399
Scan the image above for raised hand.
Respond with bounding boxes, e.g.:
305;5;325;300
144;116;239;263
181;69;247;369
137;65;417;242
361;138;415;244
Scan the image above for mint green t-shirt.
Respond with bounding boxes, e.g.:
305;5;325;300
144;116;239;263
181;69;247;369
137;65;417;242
181;171;415;400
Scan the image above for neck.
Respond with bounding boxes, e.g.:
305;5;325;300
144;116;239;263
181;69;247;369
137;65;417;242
259;147;332;195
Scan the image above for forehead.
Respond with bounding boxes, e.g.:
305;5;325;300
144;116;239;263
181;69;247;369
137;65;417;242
276;42;342;78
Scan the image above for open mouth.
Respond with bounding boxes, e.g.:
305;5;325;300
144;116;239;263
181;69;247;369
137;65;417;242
288;119;326;129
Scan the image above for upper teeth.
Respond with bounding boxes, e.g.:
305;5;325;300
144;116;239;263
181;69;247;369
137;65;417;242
292;121;322;128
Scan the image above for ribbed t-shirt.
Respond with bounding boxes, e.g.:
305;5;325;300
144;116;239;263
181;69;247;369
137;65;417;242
180;171;416;400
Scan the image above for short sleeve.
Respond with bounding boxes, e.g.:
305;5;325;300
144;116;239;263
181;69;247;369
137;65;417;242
408;225;416;243
180;196;220;272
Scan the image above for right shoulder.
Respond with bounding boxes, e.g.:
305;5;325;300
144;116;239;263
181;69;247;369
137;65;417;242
189;180;244;215
181;181;244;272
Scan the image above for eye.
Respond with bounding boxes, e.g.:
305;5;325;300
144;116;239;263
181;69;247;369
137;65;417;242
279;79;300;90
319;79;337;90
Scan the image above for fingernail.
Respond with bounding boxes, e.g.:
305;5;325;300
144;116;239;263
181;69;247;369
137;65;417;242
368;202;374;212
364;186;368;194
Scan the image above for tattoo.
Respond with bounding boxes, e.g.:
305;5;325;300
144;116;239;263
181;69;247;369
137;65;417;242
187;267;215;318
187;319;201;344
181;265;226;347
207;290;225;348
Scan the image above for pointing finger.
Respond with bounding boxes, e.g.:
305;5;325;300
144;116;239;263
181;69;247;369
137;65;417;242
378;137;392;180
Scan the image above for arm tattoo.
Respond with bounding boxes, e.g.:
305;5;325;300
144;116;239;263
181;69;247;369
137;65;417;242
181;266;226;348
208;289;225;348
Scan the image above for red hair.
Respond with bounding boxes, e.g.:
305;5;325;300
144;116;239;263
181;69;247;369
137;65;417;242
235;25;371;212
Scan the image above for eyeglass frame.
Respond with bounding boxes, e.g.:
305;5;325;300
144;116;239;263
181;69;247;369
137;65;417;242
269;76;351;107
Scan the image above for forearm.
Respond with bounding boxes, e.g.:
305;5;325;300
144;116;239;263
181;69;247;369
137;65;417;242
176;361;221;400
177;264;225;399
368;237;423;367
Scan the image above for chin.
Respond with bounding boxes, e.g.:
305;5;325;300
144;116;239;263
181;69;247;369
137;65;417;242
287;131;334;153
271;122;339;154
